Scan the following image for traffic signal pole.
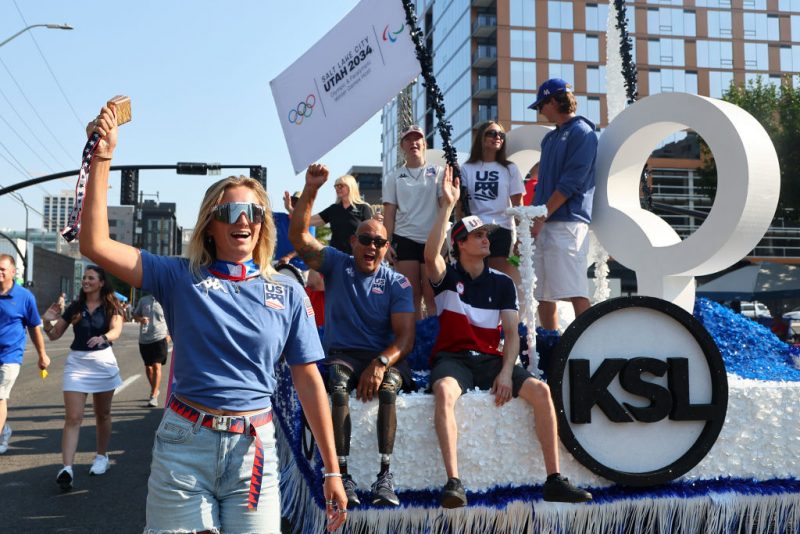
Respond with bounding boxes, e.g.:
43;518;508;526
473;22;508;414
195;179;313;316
0;163;268;197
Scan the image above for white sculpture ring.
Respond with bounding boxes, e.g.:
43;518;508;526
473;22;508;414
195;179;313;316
592;92;780;312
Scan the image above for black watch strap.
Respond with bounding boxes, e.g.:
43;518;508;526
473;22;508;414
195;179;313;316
377;355;390;367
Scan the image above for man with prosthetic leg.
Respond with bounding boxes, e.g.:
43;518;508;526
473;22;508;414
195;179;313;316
290;163;416;508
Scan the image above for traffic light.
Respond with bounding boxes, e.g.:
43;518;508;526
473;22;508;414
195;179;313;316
120;168;139;206
250;166;267;190
176;162;208;175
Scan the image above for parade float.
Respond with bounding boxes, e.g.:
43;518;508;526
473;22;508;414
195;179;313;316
269;1;800;531
273;91;800;533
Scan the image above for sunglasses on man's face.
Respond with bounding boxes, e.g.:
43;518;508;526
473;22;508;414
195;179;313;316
212;202;266;225
535;98;550;112
356;234;388;248
484;129;506;140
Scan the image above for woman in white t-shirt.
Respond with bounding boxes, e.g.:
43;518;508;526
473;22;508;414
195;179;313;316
458;121;524;285
382;125;442;318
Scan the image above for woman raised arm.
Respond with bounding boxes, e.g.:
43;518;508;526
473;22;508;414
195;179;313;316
79;103;143;288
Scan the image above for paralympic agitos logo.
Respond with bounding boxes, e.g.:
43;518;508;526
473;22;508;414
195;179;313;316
382;23;405;43
549;296;728;486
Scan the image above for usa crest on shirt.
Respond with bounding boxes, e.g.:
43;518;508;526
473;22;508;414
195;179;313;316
371;277;386;294
264;283;285;310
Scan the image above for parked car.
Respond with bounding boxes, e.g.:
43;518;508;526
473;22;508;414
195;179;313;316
782;307;800;342
782;307;800;321
740;301;772;319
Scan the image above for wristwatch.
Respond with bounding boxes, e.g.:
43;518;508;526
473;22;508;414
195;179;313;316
376;355;390;367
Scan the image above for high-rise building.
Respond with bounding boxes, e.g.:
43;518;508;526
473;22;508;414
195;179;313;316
108;206;135;246
347;165;383;205
139;200;182;256
381;0;800;174
181;228;194;258
42;190;76;233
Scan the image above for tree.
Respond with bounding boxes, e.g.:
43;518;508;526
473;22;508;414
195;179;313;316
698;76;800;221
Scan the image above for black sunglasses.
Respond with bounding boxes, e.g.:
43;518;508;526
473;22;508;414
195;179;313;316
484;129;506;140
212;202;266;224
534;98;550;112
356;234;388;248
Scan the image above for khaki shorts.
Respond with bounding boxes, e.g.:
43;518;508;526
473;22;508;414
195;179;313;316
533;221;590;301
0;364;21;400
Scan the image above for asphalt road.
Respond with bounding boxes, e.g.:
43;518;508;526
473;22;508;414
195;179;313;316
0;323;168;533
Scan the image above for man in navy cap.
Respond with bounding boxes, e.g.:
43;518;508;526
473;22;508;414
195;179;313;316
423;170;592;508
528;78;598;330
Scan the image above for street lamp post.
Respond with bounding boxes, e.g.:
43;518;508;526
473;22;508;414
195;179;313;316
0;23;73;48
8;192;32;284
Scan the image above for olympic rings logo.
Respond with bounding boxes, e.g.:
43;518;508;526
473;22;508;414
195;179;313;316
382;23;405;43
288;94;316;125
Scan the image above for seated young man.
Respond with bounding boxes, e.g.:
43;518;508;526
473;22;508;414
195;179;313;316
290;163;416;508
423;167;592;508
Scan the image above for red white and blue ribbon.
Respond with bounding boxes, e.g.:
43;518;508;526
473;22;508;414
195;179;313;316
61;132;102;242
208;259;261;280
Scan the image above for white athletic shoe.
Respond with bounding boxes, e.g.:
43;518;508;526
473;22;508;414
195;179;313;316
56;466;74;491
147;394;159;407
89;454;110;476
0;424;11;454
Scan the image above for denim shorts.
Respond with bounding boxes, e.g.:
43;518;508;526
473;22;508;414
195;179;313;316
143;407;279;534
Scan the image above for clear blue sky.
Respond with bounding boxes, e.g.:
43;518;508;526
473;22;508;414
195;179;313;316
0;0;381;233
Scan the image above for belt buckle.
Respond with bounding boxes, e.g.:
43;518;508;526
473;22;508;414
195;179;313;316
211;415;233;432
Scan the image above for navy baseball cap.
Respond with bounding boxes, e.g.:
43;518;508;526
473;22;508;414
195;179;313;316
528;78;572;110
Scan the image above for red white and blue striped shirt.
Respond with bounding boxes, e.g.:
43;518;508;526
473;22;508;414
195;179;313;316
430;262;518;359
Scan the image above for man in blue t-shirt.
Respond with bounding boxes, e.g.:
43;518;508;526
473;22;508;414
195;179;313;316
0;255;50;454
528;78;598;330
290;164;415;509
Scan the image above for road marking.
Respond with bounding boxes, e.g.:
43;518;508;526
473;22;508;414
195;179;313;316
115;374;141;394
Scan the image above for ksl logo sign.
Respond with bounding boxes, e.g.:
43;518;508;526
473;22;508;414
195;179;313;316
550;296;728;486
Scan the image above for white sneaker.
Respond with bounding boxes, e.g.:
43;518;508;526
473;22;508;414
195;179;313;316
0;424;11;454
56;466;74;491
89;454;110;476
147;394;159;407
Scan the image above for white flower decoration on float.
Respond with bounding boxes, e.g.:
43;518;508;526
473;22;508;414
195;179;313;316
507;204;547;377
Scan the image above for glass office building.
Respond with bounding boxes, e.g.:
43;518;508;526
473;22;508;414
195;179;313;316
381;0;800;175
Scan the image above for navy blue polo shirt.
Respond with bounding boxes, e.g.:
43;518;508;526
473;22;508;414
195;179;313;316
0;282;42;364
62;301;118;351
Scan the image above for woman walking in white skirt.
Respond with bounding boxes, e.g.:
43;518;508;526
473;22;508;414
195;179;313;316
42;265;123;492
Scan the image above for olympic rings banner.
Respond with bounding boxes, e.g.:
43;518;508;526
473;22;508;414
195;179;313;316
270;0;420;173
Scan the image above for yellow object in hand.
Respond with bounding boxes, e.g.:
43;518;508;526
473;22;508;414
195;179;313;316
40;369;48;379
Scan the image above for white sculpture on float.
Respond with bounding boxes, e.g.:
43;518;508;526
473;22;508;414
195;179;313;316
592;92;780;312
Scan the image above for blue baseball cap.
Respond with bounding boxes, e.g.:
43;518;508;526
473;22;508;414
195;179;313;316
528;78;572;110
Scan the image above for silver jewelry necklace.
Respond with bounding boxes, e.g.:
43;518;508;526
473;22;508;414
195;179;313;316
404;165;425;181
